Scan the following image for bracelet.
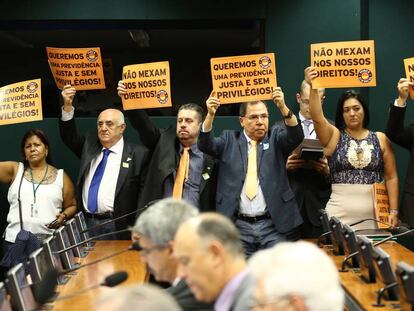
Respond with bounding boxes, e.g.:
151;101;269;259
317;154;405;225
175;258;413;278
390;209;399;215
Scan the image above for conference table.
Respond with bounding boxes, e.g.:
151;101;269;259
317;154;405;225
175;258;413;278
49;240;148;311
324;241;414;311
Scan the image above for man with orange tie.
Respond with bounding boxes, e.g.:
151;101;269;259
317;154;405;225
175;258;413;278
199;88;303;256
117;81;217;211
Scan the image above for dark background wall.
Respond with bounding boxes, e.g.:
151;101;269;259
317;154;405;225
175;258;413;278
0;0;413;233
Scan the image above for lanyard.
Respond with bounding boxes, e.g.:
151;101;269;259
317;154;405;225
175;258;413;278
29;165;49;204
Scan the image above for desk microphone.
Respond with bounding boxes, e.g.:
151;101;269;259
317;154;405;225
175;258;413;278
50;271;129;302
58;241;141;276
55;228;132;255
373;282;399;307
349;218;390;228
81;200;159;234
340;226;414;272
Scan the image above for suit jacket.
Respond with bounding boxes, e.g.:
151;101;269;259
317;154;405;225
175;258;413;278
59;118;149;238
227;273;255;311
386;104;414;226
277;118;331;230
167;279;213;311
198;124;303;233
126;110;218;211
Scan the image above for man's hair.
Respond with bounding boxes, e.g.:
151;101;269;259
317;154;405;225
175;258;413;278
239;101;268;117
299;80;325;97
249;241;344;311
178;103;204;123
196;213;244;257
96;284;181;311
134;198;198;246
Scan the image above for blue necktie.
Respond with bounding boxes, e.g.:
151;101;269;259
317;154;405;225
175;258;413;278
88;149;111;214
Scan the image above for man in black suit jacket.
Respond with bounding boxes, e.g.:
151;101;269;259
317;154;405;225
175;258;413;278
199;88;303;256
134;198;212;311
385;78;414;226
284;81;330;238
117;81;217;211
59;85;149;239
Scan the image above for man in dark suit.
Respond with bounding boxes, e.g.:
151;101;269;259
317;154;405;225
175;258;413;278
174;213;254;311
59;85;149;239
134;198;212;311
385;78;414;226
198;88;303;256
117;81;217;211
284;81;330;238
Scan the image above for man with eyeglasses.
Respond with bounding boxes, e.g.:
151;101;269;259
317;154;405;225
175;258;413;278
59;85;149;239
283;81;331;239
198;87;303;256
248;241;344;311
133;198;213;311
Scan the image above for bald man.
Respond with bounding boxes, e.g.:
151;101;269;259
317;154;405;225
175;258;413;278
59;85;149;239
174;213;253;311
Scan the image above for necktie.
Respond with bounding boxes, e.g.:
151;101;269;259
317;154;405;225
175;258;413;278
173;147;190;199
88;148;111;214
245;140;258;200
302;119;312;138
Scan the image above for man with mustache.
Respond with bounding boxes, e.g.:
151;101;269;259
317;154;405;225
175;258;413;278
199;88;303;256
118;81;217;211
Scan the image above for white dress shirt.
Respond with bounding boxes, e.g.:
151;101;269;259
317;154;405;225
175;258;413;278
61;107;122;214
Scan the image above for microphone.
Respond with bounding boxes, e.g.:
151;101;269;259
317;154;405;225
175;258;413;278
349;218;390;228
58;241;141;275
340;226;414;272
81;200;159;234
52;271;129;302
55;228;132;255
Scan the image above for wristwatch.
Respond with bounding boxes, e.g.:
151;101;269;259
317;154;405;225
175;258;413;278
283;110;293;119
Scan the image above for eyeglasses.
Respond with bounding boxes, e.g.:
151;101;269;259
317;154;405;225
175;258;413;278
244;114;269;122
249;294;293;309
139;245;167;257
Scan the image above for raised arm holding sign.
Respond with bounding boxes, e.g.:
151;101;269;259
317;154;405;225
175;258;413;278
305;67;399;229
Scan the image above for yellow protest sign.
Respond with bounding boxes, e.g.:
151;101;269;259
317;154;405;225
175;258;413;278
404;57;414;100
372;183;390;229
121;61;171;110
0;79;42;126
210;53;277;104
310;40;376;89
46;47;106;90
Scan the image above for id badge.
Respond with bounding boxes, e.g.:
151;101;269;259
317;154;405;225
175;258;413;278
31;203;40;217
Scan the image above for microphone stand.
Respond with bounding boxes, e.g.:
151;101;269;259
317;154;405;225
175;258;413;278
372;282;399;307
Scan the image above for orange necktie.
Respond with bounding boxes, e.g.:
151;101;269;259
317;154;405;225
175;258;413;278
245;140;258;200
173;147;190;199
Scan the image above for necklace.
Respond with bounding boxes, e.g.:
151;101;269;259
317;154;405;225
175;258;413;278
29;165;49;204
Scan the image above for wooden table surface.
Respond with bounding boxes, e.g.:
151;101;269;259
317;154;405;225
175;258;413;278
49;240;148;311
325;241;414;311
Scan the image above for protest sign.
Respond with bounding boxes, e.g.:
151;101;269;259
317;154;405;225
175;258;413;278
210;53;277;104
310;40;376;88
0;79;42;126
46;47;105;90
121;61;171;110
404;57;414;100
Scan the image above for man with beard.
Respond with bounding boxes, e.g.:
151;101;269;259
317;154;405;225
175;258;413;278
118;81;217;211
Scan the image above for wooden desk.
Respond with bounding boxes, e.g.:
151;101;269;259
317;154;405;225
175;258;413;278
326;241;414;311
50;240;147;311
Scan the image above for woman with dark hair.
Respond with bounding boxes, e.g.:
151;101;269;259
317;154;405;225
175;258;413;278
305;67;399;229
0;129;76;244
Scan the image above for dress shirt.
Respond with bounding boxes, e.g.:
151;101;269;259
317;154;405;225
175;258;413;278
239;131;267;216
299;112;316;139
61;107;122;214
214;270;249;311
163;143;203;207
